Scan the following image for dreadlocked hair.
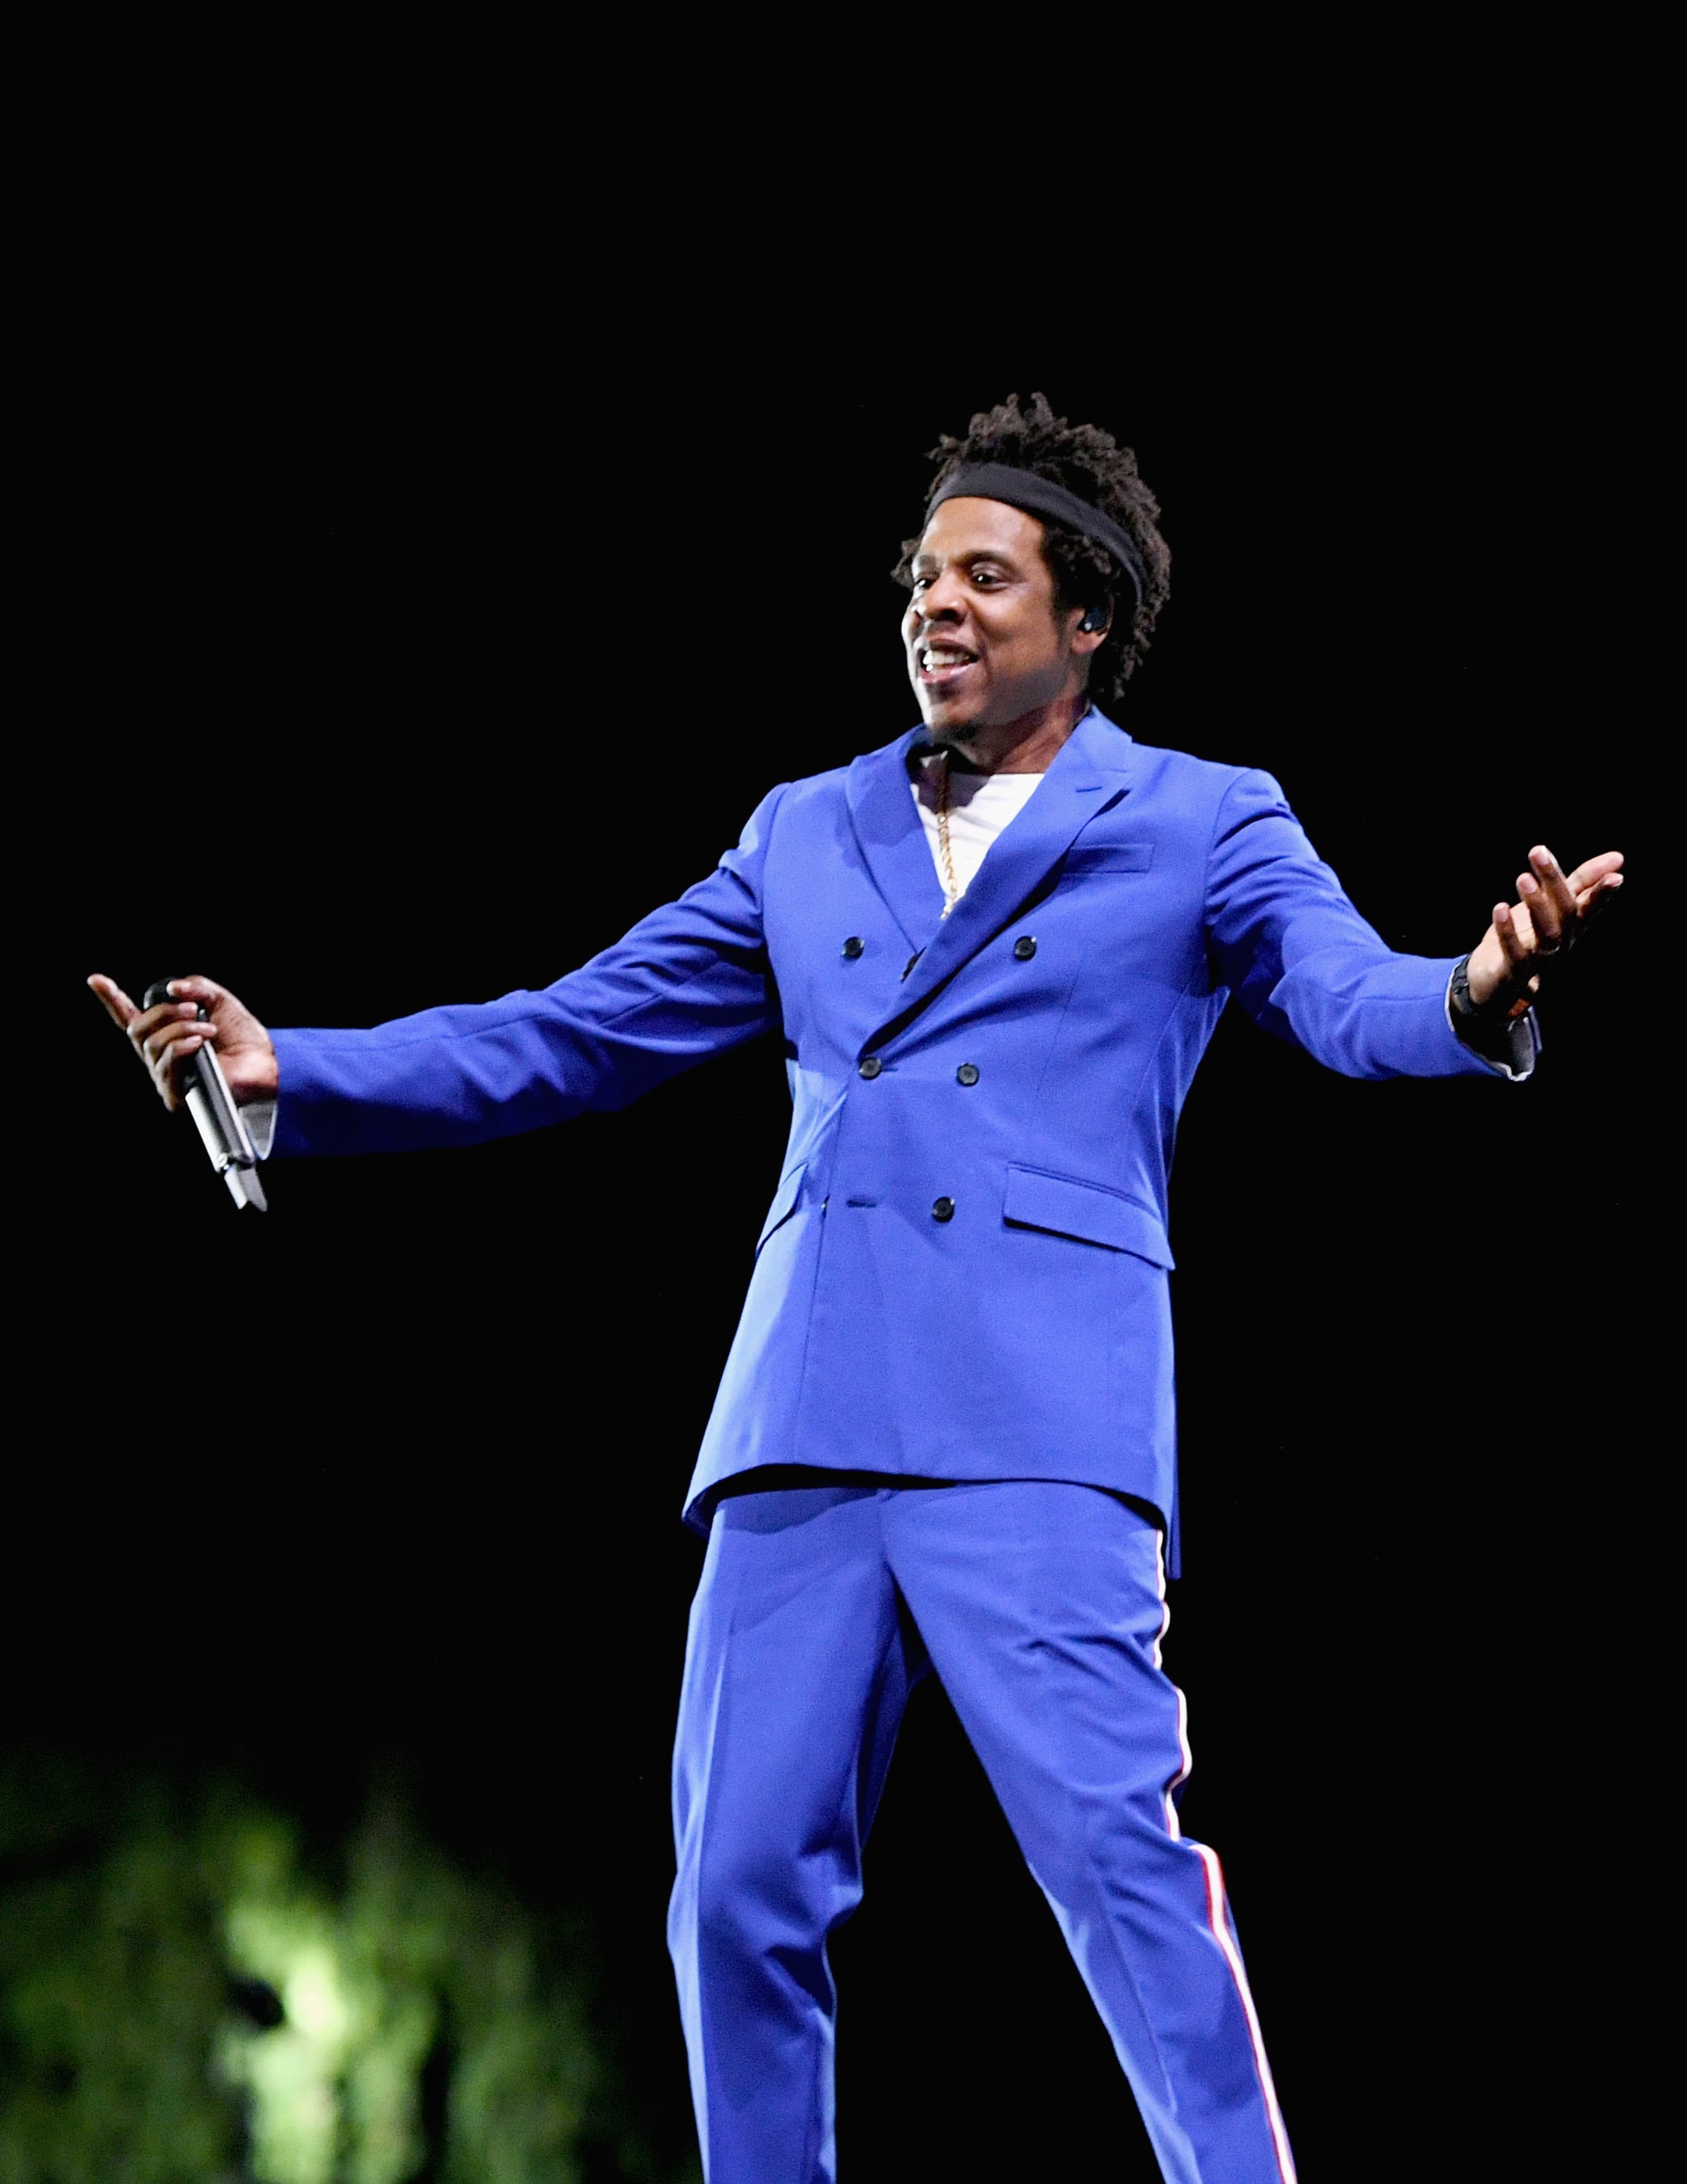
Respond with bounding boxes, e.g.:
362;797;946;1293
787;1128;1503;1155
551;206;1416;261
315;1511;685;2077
894;391;1171;707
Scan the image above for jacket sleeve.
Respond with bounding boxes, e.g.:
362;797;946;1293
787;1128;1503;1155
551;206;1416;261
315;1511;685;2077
1205;769;1504;1081
269;784;788;1157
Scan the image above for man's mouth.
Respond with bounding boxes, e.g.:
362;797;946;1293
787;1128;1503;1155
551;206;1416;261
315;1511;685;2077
918;644;979;685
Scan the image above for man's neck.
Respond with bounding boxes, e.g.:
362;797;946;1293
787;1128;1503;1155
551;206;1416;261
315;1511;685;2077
934;692;1088;774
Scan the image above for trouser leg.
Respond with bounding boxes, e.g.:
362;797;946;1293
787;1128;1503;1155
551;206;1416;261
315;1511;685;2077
668;1485;922;2183
884;1480;1297;2184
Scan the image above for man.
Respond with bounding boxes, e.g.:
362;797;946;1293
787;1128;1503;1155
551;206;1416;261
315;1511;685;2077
91;393;1622;2183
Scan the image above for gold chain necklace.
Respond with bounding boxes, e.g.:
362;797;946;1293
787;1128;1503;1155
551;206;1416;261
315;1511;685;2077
936;750;962;918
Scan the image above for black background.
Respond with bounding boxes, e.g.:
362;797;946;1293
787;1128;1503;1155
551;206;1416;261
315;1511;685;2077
26;78;1661;2182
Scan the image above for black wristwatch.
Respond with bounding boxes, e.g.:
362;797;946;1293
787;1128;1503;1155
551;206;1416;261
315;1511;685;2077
1448;953;1536;1073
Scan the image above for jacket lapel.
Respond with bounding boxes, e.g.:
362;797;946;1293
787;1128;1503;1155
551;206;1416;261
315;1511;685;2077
879;709;1136;1032
844;728;948;950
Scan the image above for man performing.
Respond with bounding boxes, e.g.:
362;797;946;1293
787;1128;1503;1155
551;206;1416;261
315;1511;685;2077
91;393;1622;2183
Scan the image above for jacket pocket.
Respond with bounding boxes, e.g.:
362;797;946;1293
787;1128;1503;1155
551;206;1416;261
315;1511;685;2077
1003;1165;1174;1267
1063;840;1155;875
755;1162;809;1253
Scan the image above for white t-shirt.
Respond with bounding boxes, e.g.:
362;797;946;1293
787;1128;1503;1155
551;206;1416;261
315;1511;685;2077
909;759;1044;901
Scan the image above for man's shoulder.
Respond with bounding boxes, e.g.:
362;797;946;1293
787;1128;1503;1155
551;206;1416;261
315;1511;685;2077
1086;715;1268;808
780;728;914;800
1124;740;1250;789
739;732;915;836
777;757;874;803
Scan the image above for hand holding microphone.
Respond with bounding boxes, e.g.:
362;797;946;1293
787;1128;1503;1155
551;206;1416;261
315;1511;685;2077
87;972;280;1209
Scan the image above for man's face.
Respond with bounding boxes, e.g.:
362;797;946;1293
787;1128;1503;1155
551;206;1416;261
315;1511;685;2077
904;498;1087;739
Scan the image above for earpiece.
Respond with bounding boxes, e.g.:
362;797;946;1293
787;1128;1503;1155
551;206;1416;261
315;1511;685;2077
1077;607;1109;634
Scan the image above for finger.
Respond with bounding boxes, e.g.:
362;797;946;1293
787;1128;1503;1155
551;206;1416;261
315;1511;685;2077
143;1026;207;1109
1527;847;1578;938
129;999;200;1057
166;975;227;1011
87;974;138;1029
1563;849;1624;895
140;1013;213;1101
141;1016;211;1083
1575;871;1624;922
142;1012;203;1055
1497;897;1540;961
158;1039;203;1108
1493;901;1530;972
1516;869;1564;952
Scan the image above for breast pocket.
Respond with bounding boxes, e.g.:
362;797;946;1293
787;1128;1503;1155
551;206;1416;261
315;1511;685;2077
1063;841;1155;877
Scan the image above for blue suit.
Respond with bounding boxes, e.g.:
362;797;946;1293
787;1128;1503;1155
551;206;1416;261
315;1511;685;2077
269;709;1503;2181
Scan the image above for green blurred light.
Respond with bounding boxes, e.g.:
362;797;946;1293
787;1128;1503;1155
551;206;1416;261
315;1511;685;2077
220;1827;436;2184
2;1770;625;2184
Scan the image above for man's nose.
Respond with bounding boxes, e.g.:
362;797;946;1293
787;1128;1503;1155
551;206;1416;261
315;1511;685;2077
915;576;965;622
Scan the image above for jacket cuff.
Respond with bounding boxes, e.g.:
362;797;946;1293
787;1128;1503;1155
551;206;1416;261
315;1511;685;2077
241;1096;278;1158
1446;973;1539;1081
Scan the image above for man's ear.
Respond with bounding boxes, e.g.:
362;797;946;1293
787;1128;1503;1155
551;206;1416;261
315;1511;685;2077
1072;601;1111;654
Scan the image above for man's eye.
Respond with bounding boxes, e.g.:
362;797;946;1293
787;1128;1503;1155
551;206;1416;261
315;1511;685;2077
972;569;1001;587
911;574;933;591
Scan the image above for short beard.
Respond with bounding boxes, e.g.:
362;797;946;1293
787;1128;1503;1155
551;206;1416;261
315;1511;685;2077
913;719;988;770
918;689;1090;765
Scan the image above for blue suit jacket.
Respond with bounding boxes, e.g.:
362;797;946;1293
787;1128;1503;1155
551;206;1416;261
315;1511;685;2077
271;710;1501;1567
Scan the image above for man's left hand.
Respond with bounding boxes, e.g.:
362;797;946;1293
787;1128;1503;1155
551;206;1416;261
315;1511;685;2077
1465;846;1625;1013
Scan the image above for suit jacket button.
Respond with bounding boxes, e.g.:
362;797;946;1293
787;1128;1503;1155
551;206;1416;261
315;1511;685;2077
956;1063;979;1086
842;936;864;959
858;1056;883;1079
1012;935;1037;961
932;1196;956;1222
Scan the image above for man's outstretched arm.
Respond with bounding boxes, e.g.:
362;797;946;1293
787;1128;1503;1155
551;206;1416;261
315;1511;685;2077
1206;769;1624;1080
88;784;792;1157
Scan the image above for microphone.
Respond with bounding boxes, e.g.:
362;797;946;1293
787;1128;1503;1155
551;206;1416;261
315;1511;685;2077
142;981;269;1212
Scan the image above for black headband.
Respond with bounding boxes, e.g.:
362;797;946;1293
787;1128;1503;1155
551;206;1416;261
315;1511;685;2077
926;462;1147;611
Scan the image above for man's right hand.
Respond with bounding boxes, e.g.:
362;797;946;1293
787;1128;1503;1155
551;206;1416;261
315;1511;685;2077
87;974;279;1114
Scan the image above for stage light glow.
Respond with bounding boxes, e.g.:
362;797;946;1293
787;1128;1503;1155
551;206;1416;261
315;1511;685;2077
2;1771;604;2182
217;1812;441;2184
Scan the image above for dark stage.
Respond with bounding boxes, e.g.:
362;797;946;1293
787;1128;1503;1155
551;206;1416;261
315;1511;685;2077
21;148;1658;2182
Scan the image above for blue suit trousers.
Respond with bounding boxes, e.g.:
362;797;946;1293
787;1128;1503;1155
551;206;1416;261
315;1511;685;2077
667;1481;1297;2182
